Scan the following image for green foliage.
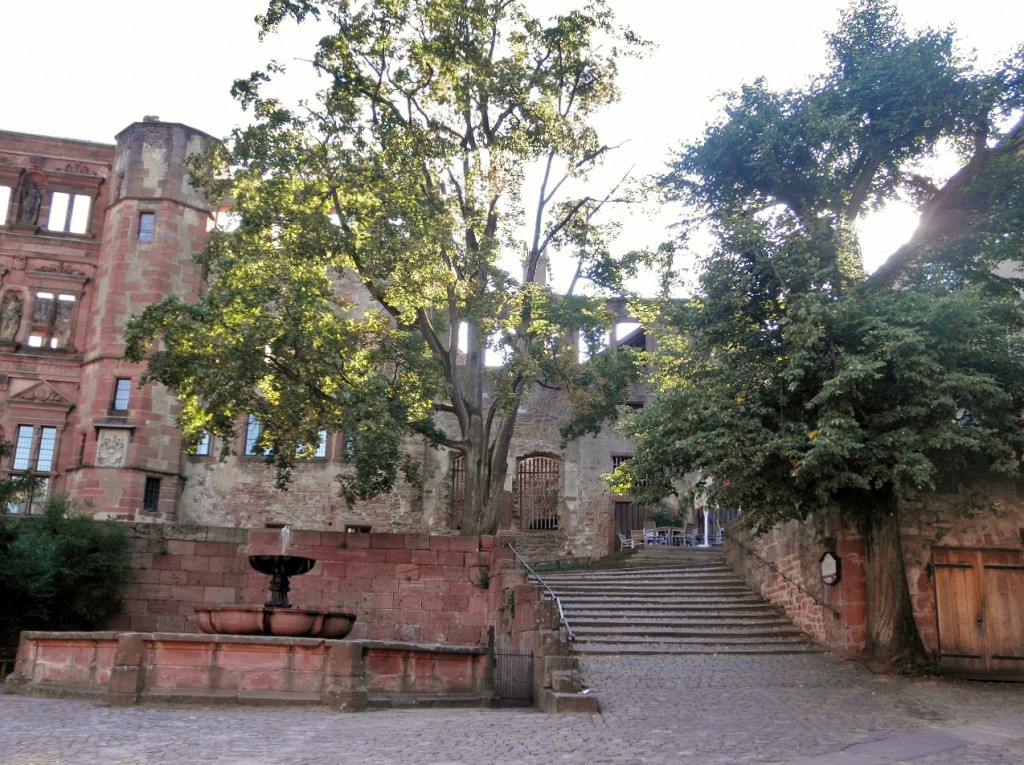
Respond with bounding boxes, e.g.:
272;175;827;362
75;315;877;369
619;0;1024;529
0;441;41;511
893;655;944;677
621;1;1023;663
125;0;657;532
0;495;129;646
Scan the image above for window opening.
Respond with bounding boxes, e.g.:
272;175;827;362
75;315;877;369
138;212;155;242
7;478;49;515
194;432;212;456
297;430;328;459
112;378;132;412
12;426;34;470
143;477;161;513
46;192;91;234
0;185;11;224
35;428;57;472
517;456;560;531
244;414;265;456
450;455;465;530
28;291;75;348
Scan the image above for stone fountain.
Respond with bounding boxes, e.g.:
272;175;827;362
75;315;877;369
195;525;356;638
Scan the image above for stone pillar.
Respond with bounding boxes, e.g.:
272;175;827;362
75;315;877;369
107;633;146;705
322;641;368;711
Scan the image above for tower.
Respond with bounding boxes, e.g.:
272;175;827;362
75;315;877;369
64;118;214;519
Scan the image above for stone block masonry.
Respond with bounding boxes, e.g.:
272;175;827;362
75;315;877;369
118;524;495;646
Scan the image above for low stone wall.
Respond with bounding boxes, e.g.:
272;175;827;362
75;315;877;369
5;631;491;710
9;524;591;712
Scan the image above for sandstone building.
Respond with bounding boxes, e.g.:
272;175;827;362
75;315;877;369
0;119;650;560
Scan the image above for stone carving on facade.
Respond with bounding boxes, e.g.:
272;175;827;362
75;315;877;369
1;292;22;341
13;381;71;405
17;181;41;225
62;162;95;175
96;430;129;468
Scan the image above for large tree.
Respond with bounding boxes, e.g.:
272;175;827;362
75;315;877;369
615;0;1024;664
125;0;651;533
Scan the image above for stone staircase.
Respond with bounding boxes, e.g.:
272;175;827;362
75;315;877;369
534;547;824;655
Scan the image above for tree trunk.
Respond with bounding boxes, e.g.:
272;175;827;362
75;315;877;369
861;490;926;667
459;442;510;536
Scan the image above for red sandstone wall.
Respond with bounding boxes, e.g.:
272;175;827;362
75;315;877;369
726;489;1024;658
726;509;867;658
113;525;495;646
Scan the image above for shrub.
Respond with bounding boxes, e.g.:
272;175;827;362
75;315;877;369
0;495;129;646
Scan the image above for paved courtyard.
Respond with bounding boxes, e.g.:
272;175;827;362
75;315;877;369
2;652;1022;764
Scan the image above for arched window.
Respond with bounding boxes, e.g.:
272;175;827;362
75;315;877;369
517;455;560;531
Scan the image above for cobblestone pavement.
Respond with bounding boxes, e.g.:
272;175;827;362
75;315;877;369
2;652;1022;764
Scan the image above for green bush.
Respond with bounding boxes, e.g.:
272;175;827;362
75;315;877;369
0;495;129;646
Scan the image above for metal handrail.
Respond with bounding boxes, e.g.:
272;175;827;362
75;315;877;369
725;528;841;621
506;544;576;643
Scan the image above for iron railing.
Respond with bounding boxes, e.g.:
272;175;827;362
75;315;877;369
506;543;575;643
725;526;841;621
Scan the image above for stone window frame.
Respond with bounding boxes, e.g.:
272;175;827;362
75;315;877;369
11;424;58;474
22;270;86;351
37;167;104;238
45;190;92;234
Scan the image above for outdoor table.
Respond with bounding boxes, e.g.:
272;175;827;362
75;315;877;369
657;526;690;546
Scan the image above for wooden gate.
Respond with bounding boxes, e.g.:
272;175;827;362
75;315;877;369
933;547;1024;680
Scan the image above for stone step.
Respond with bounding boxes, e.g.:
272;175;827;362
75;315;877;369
555;596;770;608
537;551;819;657
539;578;746;589
537;565;733;579
551;591;773;603
568;615;798;629
570;640;824;656
571;625;807;640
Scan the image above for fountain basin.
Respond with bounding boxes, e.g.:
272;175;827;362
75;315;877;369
195;606;356;638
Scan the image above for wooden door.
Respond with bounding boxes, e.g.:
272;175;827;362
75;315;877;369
613;501;644;538
933;547;1024;680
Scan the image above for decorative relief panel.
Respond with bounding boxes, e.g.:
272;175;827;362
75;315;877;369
96;429;130;468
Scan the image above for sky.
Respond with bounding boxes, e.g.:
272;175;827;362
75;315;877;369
3;1;1022;280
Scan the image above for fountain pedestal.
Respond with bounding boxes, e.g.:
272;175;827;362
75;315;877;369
195;553;355;638
248;554;315;607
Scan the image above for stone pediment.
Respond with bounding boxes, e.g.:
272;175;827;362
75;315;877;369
10;380;75;409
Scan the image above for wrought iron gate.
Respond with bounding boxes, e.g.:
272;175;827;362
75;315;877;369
517;456;560;530
493;650;534;705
